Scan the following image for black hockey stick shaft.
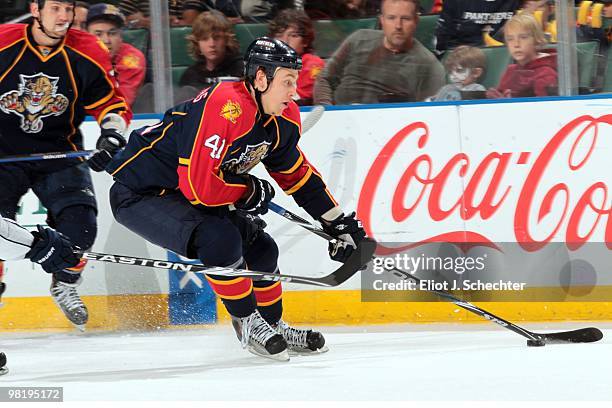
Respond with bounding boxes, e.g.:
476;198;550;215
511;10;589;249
80;236;375;288
267;202;603;345
0;150;92;163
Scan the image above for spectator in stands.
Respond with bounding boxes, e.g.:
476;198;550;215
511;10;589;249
119;0;184;27
269;9;324;105
87;3;147;105
430;45;486;101
179;11;244;90
181;0;281;23
314;0;445;105
73;1;90;31
486;13;557;98
434;0;522;57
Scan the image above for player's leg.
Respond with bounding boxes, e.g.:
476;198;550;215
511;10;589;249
110;182;287;360
33;164;97;329
0;163;32;306
239;214;327;353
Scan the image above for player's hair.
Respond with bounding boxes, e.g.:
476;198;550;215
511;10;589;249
187;11;240;63
444;45;487;73
268;9;316;54
504;13;548;47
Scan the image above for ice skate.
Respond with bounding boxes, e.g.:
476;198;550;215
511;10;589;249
50;277;88;331
275;320;329;354
232;310;289;361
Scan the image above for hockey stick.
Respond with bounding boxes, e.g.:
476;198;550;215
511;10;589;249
302;105;324;134
267;202;603;346
0;150;92;164
80;237;375;288
0;107;323;164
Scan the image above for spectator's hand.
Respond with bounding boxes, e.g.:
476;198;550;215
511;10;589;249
486;88;511;99
126;12;150;29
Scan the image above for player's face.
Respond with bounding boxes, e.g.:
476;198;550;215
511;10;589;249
33;1;75;37
88;21;123;57
505;25;538;65
260;68;298;116
380;0;418;52
198;32;227;67
73;6;88;31
276;25;305;55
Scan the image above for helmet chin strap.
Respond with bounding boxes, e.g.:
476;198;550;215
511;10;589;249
33;11;73;42
248;74;273;116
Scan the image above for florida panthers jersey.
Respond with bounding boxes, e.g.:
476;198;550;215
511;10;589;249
108;81;337;220
0;24;132;157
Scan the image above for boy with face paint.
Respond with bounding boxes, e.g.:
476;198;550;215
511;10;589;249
430;45;487;101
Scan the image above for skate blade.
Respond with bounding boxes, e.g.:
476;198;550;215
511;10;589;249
74;324;86;332
0;367;8;376
289;345;329;355
247;346;290;362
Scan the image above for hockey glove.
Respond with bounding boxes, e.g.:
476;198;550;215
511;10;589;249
234;175;275;215
88;129;126;172
26;225;80;274
321;212;366;263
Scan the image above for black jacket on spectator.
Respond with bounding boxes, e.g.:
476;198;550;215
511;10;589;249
179;53;244;89
435;0;520;56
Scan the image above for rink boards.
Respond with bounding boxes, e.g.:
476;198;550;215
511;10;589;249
1;95;611;330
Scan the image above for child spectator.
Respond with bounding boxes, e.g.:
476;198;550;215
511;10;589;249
487;13;557;98
269;9;325;105
430;45;486;101
179;11;244;89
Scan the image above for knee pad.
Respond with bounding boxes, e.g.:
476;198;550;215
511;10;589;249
189;221;243;267
50;205;97;250
245;232;279;273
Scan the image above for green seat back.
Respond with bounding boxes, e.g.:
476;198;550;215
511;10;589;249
171;26;195;66
478;46;512;89
415;14;439;52
234;23;269;55
576;41;600;89
121;29;148;55
172;66;188;87
313;18;378;59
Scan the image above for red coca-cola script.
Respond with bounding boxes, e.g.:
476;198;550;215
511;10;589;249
357;115;612;253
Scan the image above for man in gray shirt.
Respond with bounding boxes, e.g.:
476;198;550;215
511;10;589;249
314;0;445;105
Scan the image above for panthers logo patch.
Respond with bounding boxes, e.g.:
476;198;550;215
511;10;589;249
222;141;271;174
0;73;68;133
220;100;242;124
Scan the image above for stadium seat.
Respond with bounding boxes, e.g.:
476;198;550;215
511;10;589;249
477;46;512;89
313;18;378;59
121;29;149;56
234;23;269;55
170;26;195;67
415;14;439;52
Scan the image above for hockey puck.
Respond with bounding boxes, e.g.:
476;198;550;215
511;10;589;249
0;352;7;376
527;339;546;347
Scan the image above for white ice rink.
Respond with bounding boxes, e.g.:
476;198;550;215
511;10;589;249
1;322;611;401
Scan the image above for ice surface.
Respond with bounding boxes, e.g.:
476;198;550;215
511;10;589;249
0;323;610;401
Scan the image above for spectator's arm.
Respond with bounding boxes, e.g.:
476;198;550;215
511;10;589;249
434;0;457;56
417;58;447;101
313;36;353;105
